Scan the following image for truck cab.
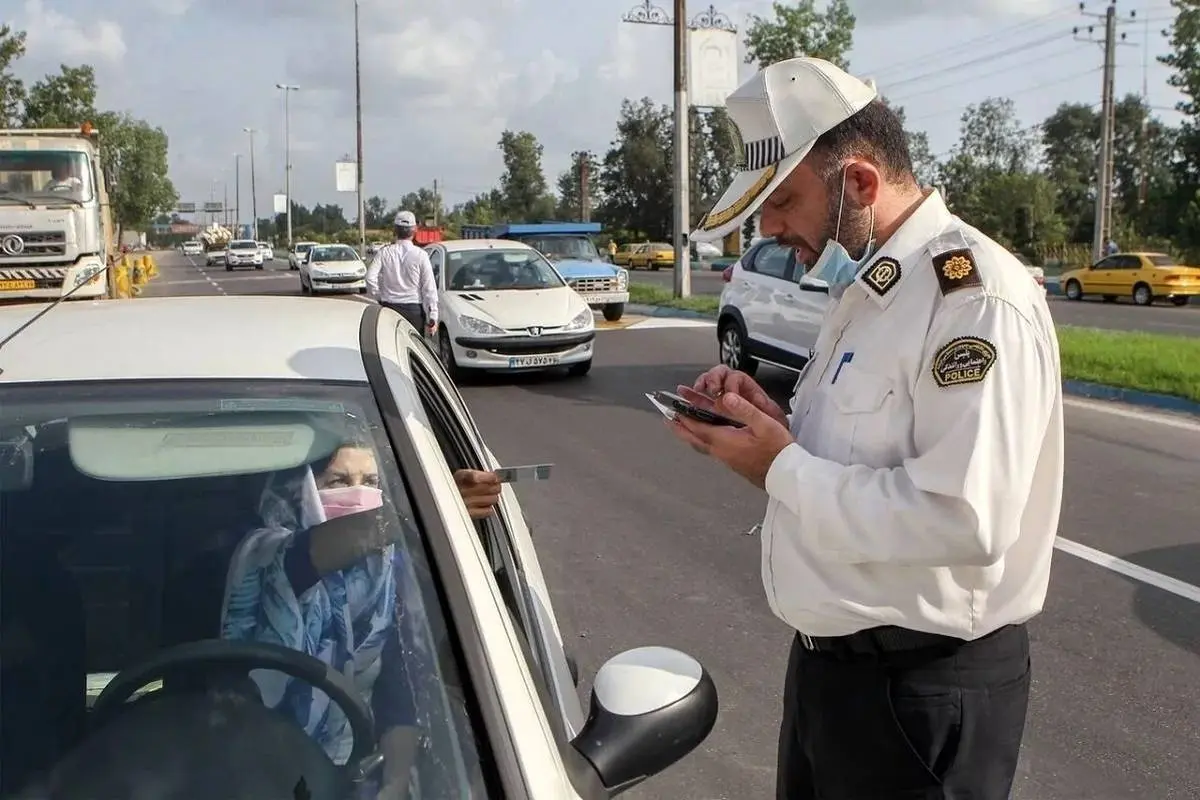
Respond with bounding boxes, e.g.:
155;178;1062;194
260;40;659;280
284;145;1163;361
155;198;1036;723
460;222;629;321
0;125;112;301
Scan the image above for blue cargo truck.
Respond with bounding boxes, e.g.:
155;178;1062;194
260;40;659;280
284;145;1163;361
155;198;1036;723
460;222;630;321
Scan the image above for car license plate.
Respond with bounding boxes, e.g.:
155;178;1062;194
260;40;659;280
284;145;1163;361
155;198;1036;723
508;355;560;368
0;279;36;291
578;293;609;304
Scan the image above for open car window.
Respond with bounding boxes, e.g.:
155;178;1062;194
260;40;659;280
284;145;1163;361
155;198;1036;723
0;380;488;798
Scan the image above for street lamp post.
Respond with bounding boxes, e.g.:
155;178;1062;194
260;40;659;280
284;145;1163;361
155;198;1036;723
234;153;242;235
621;0;735;299
275;84;300;249
354;0;366;257
244;127;259;240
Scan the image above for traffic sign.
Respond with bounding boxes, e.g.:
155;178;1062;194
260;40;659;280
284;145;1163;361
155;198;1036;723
176;202;196;213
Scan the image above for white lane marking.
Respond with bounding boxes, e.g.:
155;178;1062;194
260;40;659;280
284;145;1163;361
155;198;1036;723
1056;537;1200;604
624;317;716;330
1063;396;1200;432
184;254;224;295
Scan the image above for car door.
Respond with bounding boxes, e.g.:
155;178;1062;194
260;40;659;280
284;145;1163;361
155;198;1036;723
374;322;580;797
1084;255;1119;294
1113;253;1144;294
427;245;446;290
401;329;585;732
739;241;799;353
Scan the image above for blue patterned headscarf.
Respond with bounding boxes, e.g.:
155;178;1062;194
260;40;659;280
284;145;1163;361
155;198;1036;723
219;464;397;765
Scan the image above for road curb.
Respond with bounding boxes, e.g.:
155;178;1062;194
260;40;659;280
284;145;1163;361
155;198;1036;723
626;303;1200;417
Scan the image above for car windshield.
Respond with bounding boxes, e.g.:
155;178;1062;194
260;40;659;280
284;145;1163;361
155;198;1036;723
1146;253;1181;267
0;149;95;204
515;235;600;262
296;243;315;255
229;240;257;250
0;380;487;797
311;247;359;262
257;242;269;248
446;248;566;290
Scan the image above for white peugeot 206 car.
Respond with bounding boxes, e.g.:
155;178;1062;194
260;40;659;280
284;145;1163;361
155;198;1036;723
300;243;368;295
0;296;717;800
425;239;596;379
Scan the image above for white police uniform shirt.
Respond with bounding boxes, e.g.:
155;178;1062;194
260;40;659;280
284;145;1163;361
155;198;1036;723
365;239;438;321
761;189;1063;639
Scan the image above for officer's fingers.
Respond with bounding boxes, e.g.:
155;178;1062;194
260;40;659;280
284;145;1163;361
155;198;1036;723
693;365;730;395
665;416;711;454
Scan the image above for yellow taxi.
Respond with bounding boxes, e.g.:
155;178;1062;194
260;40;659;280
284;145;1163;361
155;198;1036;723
612;243;644;267
630;242;675;271
1060;251;1200;306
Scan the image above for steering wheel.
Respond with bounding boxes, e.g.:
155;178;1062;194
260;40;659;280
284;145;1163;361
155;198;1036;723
91;640;377;770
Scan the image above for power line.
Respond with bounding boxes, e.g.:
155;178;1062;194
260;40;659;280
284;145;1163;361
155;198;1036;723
889;48;1084;105
907;67;1103;127
856;7;1073;79
881;31;1070;93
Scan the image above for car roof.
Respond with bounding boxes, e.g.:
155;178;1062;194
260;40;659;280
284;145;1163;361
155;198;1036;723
0;296;372;384
438;239;536;253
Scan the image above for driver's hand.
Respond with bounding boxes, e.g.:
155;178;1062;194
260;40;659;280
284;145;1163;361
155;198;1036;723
454;469;501;519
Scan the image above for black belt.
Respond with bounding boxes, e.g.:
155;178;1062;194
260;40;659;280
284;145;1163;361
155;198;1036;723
799;625;972;656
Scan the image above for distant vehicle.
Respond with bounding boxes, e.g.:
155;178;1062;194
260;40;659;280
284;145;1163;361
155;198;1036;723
257;241;274;261
288;241;318;271
1010;251;1045;292
299;243;366;295
1060;251;1200;306
224;239;264;271
630;242;674;271
612;243;642;267
0;123;113;301
460;222;629;321
425;238;596;379
181;241;202;257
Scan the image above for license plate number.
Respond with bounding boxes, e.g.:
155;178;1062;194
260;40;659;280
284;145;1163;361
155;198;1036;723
0;279;36;291
508;355;560;368
578;293;610;304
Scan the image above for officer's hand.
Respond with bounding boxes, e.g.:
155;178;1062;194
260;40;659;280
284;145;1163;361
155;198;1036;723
454;469;502;519
689;366;787;428
668;392;794;489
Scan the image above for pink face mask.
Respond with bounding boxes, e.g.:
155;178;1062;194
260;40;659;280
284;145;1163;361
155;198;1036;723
319;485;383;521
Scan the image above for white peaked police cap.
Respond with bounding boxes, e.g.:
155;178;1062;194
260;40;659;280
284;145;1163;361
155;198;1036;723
690;58;878;243
394;210;417;227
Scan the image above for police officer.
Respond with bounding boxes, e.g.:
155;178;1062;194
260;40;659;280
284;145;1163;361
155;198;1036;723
671;57;1064;799
365;210;438;335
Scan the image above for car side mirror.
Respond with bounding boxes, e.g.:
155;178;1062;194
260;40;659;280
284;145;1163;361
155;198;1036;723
571;646;718;795
798;273;828;293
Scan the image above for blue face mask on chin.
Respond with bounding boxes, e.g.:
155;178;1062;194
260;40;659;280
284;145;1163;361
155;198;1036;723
806;167;876;294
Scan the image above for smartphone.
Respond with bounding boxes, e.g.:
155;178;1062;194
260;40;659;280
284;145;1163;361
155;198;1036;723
494;463;553;483
648;390;745;428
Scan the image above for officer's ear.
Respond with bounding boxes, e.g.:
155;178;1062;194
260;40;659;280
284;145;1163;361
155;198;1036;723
844;160;881;208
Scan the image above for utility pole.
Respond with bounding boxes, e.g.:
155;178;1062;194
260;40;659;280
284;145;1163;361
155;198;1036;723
245;128;259;240
621;1;734;298
354;0;366;257
276;84;300;249
223;182;229;227
234;153;241;235
1075;1;1136;262
433;179;440;226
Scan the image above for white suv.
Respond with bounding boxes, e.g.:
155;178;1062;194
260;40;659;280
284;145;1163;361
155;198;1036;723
716;237;828;376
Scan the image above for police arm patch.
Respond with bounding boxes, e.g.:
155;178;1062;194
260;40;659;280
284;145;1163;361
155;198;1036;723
861;256;901;296
932;248;982;295
931;336;997;388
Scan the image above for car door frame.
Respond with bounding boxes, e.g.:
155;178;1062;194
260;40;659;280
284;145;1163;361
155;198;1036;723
363;307;586;798
739;240;802;361
426;244;447;291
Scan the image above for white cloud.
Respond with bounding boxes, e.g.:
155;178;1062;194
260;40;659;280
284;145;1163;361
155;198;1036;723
20;0;127;64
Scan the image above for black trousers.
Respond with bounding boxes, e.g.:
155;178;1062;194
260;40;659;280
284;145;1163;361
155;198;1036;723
382;302;425;332
776;623;1030;799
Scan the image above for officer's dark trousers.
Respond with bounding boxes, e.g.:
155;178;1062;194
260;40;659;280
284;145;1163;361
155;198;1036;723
382;302;425;332
776;623;1030;799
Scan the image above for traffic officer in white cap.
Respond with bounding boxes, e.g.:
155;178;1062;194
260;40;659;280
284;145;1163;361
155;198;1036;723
668;57;1063;799
365;210;438;336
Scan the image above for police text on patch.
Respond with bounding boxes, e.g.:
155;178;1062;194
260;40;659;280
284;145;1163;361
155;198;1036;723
931;336;997;388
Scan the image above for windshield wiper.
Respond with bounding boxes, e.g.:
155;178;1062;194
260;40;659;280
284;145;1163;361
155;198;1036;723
21;191;83;207
0;192;38;208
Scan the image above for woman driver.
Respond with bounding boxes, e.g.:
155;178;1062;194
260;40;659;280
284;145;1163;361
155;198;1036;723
220;441;501;794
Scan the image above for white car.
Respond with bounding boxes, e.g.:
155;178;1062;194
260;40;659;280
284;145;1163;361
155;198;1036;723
225;239;264;271
289;240;318;270
257;241;275;261
426;239;596;379
181;241;202;257
716;236;827;376
299;243;367;295
205;247;226;266
0;295;718;798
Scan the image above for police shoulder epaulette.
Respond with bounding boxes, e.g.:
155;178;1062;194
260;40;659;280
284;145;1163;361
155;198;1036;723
929;238;982;296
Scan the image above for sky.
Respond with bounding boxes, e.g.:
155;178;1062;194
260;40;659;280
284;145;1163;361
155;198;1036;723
6;0;1186;224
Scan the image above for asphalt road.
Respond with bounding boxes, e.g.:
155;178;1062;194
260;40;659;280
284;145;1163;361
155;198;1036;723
149;250;1200;799
632;268;1200;338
